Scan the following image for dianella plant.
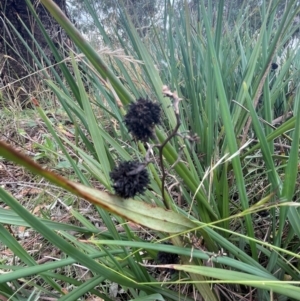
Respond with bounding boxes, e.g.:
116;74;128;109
1;0;300;300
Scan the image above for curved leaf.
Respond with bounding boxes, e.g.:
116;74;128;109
0;140;195;233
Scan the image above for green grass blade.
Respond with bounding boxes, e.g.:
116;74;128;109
200;0;257;259
174;265;300;299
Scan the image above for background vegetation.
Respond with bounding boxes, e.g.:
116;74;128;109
1;0;300;300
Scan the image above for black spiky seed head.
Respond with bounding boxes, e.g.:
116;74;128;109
124;98;161;142
157;242;179;274
157;243;179;265
110;160;150;198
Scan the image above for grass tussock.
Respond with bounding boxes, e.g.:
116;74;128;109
1;0;300;300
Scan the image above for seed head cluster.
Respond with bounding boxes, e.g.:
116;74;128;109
157;243;179;274
124;98;161;142
110;160;150;198
157;243;179;265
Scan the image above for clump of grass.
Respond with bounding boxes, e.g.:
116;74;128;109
1;1;300;301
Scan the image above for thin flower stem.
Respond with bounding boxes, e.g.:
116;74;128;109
157;86;182;209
